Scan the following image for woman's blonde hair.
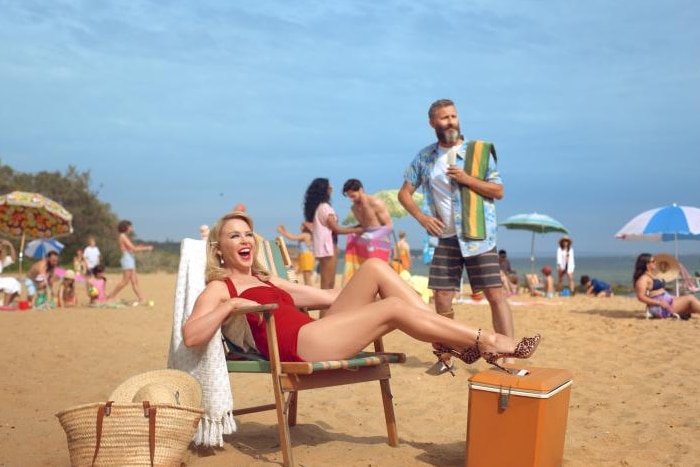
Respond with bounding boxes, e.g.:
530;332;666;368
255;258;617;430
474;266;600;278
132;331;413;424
205;210;270;284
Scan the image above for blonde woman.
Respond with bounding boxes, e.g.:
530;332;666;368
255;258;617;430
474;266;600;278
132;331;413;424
183;211;541;371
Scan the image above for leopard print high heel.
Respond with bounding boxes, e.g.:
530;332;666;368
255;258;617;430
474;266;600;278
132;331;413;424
431;328;484;373
482;334;541;372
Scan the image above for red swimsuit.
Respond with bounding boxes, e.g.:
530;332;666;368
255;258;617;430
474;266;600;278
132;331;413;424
225;278;315;362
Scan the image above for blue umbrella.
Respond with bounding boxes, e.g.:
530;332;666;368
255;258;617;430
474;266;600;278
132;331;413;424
499;212;569;273
615;204;700;295
24;238;64;259
615;204;700;240
614;204;700;257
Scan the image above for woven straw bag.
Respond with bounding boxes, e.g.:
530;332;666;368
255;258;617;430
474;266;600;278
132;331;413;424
56;400;203;467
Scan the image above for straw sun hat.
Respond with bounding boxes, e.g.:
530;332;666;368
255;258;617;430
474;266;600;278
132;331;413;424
109;369;202;407
653;253;680;283
57;370;203;467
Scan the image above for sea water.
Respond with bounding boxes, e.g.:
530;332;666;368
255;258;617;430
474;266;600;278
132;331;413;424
337;253;700;288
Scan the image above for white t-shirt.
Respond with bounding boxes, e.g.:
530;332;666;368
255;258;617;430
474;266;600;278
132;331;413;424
430;145;458;237
84;246;101;269
0;256;13;274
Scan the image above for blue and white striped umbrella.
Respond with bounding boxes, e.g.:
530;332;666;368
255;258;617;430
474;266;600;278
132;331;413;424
24;238;64;259
615;204;700;250
616;204;700;295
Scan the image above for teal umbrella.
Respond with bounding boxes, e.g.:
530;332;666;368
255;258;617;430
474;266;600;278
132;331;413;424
499;212;569;273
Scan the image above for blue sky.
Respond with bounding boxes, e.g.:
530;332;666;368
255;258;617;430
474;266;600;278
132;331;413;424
1;0;698;258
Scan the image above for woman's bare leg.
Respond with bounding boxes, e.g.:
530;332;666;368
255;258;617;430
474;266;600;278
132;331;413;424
318;256;335;290
567;272;575;293
556;270;564;292
327;258;432;315
108;270;134;299
673;295;700;314
297;296;517;362
302;271;312;286
130;271;144;302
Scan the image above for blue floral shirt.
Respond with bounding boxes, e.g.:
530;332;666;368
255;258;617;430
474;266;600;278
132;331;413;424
403;141;501;257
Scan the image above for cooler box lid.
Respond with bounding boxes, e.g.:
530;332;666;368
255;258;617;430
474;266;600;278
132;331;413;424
469;366;573;399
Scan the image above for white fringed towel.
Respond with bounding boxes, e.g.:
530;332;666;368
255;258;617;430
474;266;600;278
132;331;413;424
166;238;255;447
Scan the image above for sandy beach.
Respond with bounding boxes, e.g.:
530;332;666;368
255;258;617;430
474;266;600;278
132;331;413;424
1;271;699;467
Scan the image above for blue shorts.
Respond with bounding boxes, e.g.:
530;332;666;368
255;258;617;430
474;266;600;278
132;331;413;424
24;277;37;296
120;252;136;270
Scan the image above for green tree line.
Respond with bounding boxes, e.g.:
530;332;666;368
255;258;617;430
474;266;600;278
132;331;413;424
0;161;179;273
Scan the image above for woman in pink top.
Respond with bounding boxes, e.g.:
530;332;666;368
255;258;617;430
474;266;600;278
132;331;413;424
303;178;361;291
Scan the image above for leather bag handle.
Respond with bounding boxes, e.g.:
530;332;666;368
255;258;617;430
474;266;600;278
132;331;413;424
91;401;113;466
91;401;156;467
143;401;156;467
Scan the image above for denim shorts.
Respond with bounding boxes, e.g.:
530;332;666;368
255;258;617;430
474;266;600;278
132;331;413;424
120;252;136;270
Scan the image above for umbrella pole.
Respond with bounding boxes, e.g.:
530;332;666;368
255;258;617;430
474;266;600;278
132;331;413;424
675;234;680;296
530;232;536;274
18;232;26;279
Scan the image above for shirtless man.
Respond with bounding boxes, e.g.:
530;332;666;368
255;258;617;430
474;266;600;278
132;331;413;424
342;179;392;229
25;251;59;303
341;179;395;283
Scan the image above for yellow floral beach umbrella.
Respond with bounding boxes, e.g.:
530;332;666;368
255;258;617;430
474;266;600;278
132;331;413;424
0;191;73;276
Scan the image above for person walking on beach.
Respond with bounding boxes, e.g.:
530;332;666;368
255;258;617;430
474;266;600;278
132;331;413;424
303;178;362;292
107;220;153;305
398;98;514;373
556;236;575;294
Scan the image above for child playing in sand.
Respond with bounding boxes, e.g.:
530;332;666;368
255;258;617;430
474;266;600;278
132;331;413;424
87;265;108;306
33;275;53;310
580;275;613;297
542;265;555;298
57;270;78;307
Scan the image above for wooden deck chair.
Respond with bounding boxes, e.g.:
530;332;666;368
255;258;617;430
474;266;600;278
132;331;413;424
220;236;404;466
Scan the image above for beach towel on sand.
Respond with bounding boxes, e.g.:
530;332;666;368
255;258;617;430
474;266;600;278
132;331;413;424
461;140;496;240
167;238;257;447
343;226;393;284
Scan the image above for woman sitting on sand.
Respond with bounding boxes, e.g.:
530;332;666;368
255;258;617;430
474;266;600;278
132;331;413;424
183;211;541;371
634;253;700;319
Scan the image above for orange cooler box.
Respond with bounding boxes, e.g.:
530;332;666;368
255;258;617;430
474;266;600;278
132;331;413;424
466;366;573;467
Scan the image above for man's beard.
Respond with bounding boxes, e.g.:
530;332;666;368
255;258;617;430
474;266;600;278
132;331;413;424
435;126;461;145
